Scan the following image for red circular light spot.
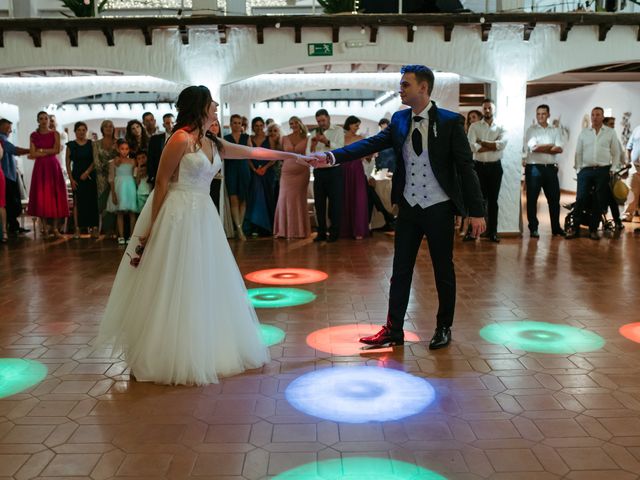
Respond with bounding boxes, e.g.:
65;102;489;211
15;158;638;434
620;323;640;344
245;268;328;286
306;324;420;356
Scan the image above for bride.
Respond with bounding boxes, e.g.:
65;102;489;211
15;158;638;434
97;85;314;385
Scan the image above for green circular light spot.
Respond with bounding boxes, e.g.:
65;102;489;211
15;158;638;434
0;358;48;399
272;457;448;479
480;321;605;354
248;288;316;308
260;324;286;346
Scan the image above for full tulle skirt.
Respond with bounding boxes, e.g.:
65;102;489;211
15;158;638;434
96;186;270;385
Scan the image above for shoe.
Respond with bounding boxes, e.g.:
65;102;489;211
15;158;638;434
359;326;404;346
634;227;640;234
0;234;7;243
73;228;80;239
313;234;327;242
429;327;451;350
380;222;395;232
552;229;566;237
615;220;624;231
589;231;600;240
489;234;500;243
621;214;632;222
530;230;540;238
117;237;126;245
17;227;30;234
462;233;476;242
327;235;338;243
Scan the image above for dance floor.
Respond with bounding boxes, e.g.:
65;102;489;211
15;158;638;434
1;220;640;479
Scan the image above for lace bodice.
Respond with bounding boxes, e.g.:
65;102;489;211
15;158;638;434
171;146;222;194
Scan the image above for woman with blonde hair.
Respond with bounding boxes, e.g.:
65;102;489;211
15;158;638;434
93;119;118;236
273;116;311;239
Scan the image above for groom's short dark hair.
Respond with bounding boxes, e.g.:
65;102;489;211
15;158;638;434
401;65;435;95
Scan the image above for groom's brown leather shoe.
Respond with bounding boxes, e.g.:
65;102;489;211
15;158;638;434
359;326;404;346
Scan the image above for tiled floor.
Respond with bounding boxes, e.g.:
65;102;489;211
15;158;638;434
1;213;640;479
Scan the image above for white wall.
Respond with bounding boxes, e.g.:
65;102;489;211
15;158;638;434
526;82;640;192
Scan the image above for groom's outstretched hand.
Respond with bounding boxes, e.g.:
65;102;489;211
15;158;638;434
469;217;486;238
306;152;332;168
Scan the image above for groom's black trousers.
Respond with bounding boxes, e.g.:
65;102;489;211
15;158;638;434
386;199;456;333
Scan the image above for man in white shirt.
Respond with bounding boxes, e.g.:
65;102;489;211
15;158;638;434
467;99;507;242
568;106;622;240
524;104;565;238
622;124;640;223
307;109;345;242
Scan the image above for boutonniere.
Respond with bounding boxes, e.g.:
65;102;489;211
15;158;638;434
432;122;438;139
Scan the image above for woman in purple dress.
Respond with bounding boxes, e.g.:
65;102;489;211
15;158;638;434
340;116;370;239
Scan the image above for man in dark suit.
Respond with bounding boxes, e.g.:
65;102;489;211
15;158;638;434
311;65;485;349
147;113;174;188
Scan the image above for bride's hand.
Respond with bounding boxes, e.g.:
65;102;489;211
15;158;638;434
139;227;152;246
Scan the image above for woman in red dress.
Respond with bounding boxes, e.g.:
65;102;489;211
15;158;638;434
27;111;69;238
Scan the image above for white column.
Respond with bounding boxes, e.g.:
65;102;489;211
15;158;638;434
11;0;36;17
495;74;527;235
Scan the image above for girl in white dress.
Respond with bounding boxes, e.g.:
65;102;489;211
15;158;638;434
97;86;314;385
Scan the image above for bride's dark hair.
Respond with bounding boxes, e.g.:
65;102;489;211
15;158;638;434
173;85;222;151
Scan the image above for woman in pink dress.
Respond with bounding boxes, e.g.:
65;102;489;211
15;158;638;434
27;111;69;238
340;115;370;239
273;116;310;239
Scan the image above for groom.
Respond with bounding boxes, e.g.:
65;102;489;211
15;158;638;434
312;65;486;349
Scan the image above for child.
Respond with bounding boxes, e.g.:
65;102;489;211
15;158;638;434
135;150;151;213
106;139;138;245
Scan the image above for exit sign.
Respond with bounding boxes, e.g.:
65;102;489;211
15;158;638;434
308;43;333;56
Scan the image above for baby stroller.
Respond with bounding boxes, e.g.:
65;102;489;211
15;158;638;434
563;165;631;234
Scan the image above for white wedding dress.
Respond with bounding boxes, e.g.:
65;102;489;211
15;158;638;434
97;140;270;385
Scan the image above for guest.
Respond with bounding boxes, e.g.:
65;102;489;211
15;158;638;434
307;109;345;242
274;116;311;239
0;118;30;235
142;111;159;137
135;150;151;212
66;121;99;238
246;117;277;236
207;119;224;211
125;119;149;156
106;139;138;245
341;115;370;239
603;116;627;230
49;114;68;176
27;111;69;238
524;104;565;238
224;114;251;240
568;107;622;240
460;109;483;239
363;156;395;232
622;123;640;222
0;141;5;242
147;113;173;187
465;109;483;134
93;120;118;236
241;116;249;133
375;118;396;173
467;99;507;243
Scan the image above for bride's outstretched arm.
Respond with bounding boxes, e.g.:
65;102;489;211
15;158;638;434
140;131;189;244
219;138;314;163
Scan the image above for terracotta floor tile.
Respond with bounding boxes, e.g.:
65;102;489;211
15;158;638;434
2;207;640;479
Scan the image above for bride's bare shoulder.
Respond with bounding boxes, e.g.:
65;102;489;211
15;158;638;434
166;129;191;148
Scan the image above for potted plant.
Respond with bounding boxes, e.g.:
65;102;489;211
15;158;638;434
317;0;358;14
60;0;109;17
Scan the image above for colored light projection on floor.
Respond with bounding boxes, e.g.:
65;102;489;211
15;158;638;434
0;358;48;399
306;324;420;355
245;268;328;286
620;322;640;344
260;324;286;346
248;288;316;308
285;366;435;423
272;457;448;480
479;321;605;354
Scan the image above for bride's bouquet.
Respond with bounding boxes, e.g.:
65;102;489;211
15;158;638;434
127;242;145;268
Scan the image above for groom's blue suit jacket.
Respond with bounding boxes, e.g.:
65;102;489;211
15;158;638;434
331;102;485;218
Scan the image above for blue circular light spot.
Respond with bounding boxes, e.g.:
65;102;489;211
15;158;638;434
285;366;435;423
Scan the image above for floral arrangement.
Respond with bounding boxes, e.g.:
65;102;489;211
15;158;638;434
127;243;145;268
59;0;108;17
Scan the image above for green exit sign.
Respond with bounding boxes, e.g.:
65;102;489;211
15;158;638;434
307;43;333;56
